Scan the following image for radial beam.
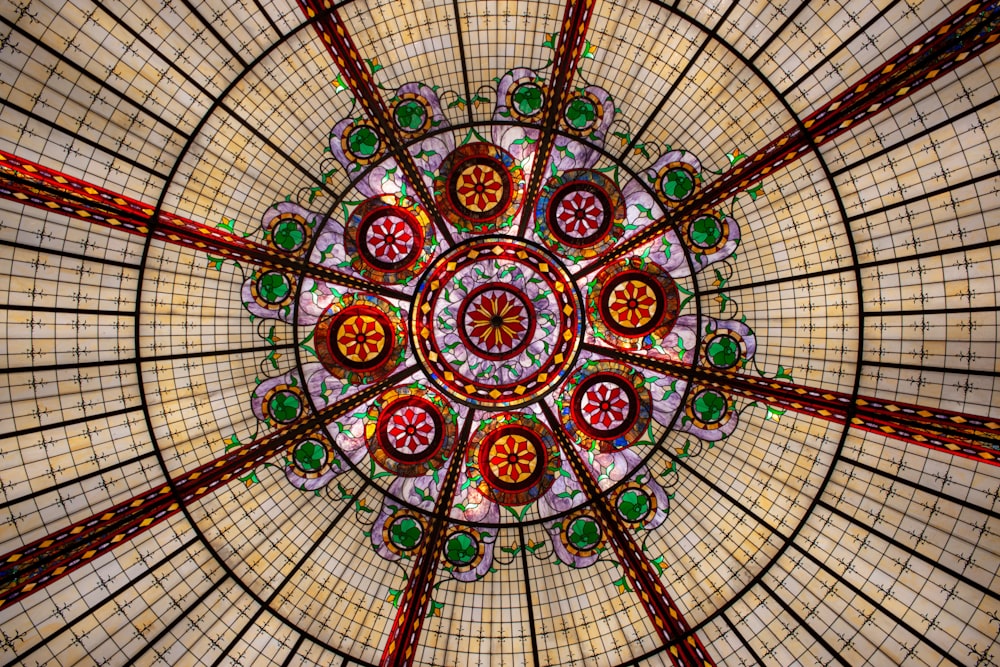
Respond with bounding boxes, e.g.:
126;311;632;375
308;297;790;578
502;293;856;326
582;0;1000;274
539;402;716;667
0;369;411;611
0;151;407;300
516;0;597;236
585;343;1000;466
297;0;455;247
379;416;473;667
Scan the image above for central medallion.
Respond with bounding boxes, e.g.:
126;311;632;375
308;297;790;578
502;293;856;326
459;284;536;360
411;237;582;408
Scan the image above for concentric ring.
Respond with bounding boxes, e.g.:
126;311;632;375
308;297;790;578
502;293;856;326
457;284;537;361
367;386;458;477
467;414;560;507
315;294;406;385
434;143;525;233
411;236;583;408
588;258;681;350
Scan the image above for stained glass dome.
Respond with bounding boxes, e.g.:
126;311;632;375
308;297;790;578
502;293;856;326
1;1;999;665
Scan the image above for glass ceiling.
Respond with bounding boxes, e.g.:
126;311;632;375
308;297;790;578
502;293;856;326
0;1;998;665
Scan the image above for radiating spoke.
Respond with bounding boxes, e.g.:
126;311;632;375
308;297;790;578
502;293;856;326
539;402;717;667
0;150;409;300
379;415;473;667
516;0;597;236
576;0;1000;280
0;368;414;610
297;0;456;247
585;343;1000;466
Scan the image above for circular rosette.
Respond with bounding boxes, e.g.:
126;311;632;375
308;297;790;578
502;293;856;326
441;525;486;574
702;326;749;369
260;383;306;426
654;159;699;208
411;238;582;408
382;509;428;558
365;385;458;477
467;413;560;507
534;169;625;261
314;293;405;385
560;509;605;558
587;258;681;351
558;361;652;452
339;119;384;165
506;76;544;121
680;211;730;256
284;424;360;492
250;270;296;309
265;210;311;254
684;386;732;432
457;284;537;360
611;481;657;528
561;90;604;137
289;436;335;478
344;196;433;284
391;92;432;138
433;143;525;233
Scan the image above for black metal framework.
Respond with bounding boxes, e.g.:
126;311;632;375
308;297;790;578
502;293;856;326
1;0;998;665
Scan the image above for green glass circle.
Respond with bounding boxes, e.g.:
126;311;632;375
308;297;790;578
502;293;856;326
272;219;306;252
707;335;740;368
388;516;424;550
512;83;543;117
394;100;427;132
661;168;695;201
268;390;302;424
617;489;652;523
690;215;723;248
257;271;291;304
565;96;597;129
347;125;380;158
693;390;727;423
444;531;478;566
293;440;326;472
567;516;601;551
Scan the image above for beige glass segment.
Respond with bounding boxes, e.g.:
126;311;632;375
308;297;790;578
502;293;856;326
0;0;997;665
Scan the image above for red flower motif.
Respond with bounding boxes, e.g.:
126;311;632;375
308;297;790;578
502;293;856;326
465;291;528;352
608;280;658;328
489;434;537;484
367;215;414;262
337;314;386;363
386;406;435;454
456;164;504;213
557;190;603;237
582;383;630;430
